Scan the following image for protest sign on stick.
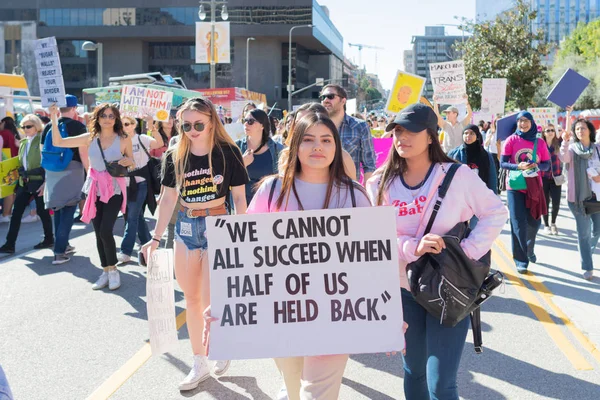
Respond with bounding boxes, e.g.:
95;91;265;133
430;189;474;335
207;207;404;360
547;69;590;108
429;60;467;105
146;249;178;355
528;107;558;128
35;37;66;107
385;71;426;114
481;78;507;116
120;85;174;122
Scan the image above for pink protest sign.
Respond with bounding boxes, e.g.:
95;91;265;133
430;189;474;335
360;137;393;184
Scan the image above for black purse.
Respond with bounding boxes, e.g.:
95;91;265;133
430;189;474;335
137;135;161;194
406;163;503;353
97;139;128;177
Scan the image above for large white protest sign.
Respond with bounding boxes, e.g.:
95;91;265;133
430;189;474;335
224;123;245;141
429;60;467;105
481;78;507;116
346;98;357;115
120;85;174;122
146;249;178;355
34;37;66;107
207;207;404;360
528;107;558;128
230;100;248;120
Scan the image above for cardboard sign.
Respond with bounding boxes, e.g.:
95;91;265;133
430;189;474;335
146;249;178;355
224;123;245;141
496;113;518;141
385;71;426;114
547;69;590;108
373;137;393;168
120;85;174;122
528;107;558;129
34;37;66;107
346;98;357;115
207;207;404;360
0;157;19;198
230;100;249;121
429;60;467;105
481;78;507;116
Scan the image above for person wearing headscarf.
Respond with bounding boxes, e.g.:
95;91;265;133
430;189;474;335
500;111;551;273
448;124;497;193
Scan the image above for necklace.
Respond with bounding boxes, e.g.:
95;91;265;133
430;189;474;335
400;163;435;201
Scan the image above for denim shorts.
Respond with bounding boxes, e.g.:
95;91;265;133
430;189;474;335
174;211;208;251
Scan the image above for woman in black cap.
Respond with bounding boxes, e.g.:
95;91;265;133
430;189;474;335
366;103;506;400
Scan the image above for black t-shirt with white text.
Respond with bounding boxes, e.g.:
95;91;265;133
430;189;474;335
162;144;249;203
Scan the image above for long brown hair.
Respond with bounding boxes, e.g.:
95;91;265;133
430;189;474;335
543;124;561;150
166;97;242;189
88;103;127;139
375;127;456;206
274;112;364;210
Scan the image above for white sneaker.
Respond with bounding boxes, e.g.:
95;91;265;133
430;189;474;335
544;226;552;235
117;253;131;263
21;214;39;223
551;224;559;236
92;272;109;290
65;245;76;255
108;269;121;290
0;215;10;223
276;386;288;400
179;355;210;391
583;270;594;280
213;360;231;376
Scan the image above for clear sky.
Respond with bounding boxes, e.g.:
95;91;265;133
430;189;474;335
320;0;476;90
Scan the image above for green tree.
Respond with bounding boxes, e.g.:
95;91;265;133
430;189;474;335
365;87;382;102
558;19;600;64
455;0;551;110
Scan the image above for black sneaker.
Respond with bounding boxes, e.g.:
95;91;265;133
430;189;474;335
74;215;82;223
34;239;54;250
0;244;15;254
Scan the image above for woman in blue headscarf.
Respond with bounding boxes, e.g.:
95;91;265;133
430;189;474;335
500;111;551;273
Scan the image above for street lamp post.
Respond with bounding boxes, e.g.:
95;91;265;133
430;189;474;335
81;41;103;87
287;24;313;111
198;0;229;88
246;37;255;90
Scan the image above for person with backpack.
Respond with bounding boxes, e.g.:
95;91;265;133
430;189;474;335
117;116;164;263
236;108;283;205
247;112;372;400
0;115;53;254
366;103;506;400
40;95;89;265
48;103;134;290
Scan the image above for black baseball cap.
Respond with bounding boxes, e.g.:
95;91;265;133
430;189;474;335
385;103;438;133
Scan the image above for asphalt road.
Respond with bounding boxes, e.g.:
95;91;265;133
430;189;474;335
1;196;599;400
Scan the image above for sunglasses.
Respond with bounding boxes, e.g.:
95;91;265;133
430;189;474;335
243;118;257;125
100;114;116;120
319;94;338;101
181;122;206;133
21;125;35;129
545;129;555;133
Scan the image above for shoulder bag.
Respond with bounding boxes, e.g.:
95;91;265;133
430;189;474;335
137;135;162;193
97;139;128;177
406;163;503;353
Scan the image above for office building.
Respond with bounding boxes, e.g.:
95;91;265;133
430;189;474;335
0;1;344;106
411;26;462;99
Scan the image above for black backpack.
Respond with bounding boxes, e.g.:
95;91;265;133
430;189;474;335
406;163;503;353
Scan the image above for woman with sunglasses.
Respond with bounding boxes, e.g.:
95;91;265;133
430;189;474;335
117;116;164;263
559;108;597;281
541;123;563;236
48;103;134;290
0;115;53;254
140;98;248;391
237;109;283;205
150;112;177;158
367;103;506;400
246;111;371;400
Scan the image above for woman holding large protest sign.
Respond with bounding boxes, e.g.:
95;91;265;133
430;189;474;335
141;97;248;391
367;103;506;400
48;103;135;291
246;111;371;400
501;111;551;273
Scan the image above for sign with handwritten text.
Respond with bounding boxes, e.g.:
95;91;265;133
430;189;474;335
34;37;66;107
207;207;403;360
429;60;467;105
120;85;174;122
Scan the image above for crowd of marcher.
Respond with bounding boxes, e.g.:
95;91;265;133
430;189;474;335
1;81;598;400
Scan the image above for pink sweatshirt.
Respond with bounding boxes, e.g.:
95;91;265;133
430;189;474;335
82;168;128;224
366;163;508;290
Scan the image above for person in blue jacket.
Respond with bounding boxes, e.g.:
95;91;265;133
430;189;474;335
448;124;497;194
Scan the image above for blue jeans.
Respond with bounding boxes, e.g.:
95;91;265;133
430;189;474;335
507;190;540;269
120;181;151;256
401;289;469;400
53;205;76;255
568;202;599;271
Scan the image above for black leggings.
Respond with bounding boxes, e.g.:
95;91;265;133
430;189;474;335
5;186;53;247
92;194;122;267
542;177;561;226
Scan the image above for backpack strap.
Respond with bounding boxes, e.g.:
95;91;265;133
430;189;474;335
267;177;278;212
470;308;483;354
138;135;152;159
423;163;461;235
350;182;357;208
